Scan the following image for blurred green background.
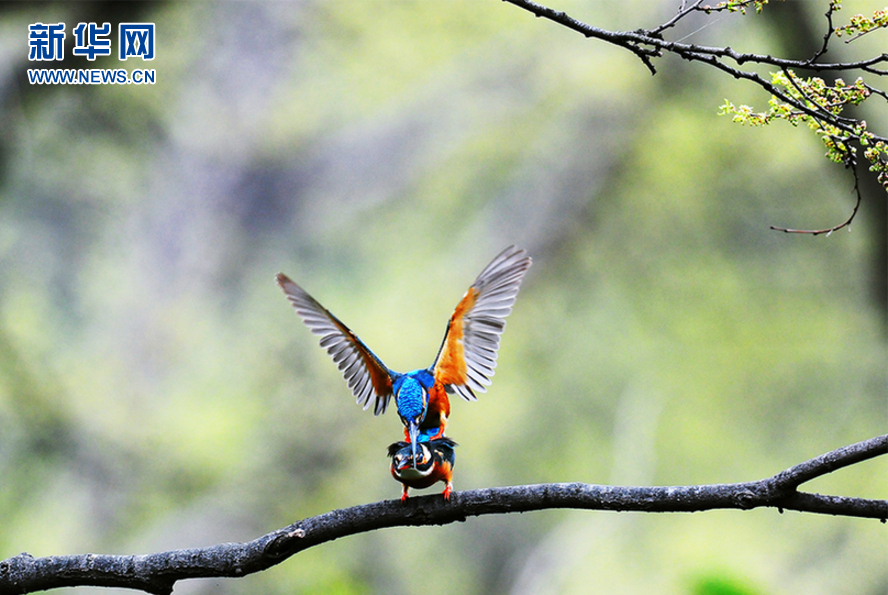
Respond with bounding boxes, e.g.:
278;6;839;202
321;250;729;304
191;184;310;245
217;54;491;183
0;1;885;594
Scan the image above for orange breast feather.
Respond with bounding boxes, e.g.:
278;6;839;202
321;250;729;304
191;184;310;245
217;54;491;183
423;382;451;431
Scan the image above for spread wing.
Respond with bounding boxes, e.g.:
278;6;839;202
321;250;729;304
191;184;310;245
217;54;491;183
276;273;394;415
432;245;532;401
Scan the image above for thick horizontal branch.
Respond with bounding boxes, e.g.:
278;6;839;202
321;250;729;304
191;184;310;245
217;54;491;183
1;434;885;595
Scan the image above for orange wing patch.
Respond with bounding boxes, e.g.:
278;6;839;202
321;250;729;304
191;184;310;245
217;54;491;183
433;288;476;387
431;246;532;402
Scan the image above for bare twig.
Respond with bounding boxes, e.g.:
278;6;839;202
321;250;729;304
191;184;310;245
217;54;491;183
807;1;837;64
864;82;888;102
1;434;885;595
650;0;707;37
770;166;863;235
499;0;662;73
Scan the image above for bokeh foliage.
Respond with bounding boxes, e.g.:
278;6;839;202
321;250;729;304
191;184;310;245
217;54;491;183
0;2;884;594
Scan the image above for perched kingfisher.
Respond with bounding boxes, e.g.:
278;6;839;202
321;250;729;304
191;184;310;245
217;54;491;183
388;437;458;501
276;246;531;465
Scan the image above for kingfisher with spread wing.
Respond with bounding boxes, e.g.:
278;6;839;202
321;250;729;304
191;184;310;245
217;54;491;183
276;246;531;464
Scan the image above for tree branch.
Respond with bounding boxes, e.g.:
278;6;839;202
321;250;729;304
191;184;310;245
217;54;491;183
770;163;863;235
1;435;885;595
501;0;888;194
502;0;887;138
503;0;888;73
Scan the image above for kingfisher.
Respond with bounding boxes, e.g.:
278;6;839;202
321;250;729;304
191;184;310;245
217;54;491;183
388;437;458;501
276;245;531;465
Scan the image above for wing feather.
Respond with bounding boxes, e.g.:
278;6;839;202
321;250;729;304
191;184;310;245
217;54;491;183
432;245;532;400
276;273;394;415
452;384;477;401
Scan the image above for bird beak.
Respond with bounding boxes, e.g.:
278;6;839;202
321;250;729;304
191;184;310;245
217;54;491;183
408;421;420;469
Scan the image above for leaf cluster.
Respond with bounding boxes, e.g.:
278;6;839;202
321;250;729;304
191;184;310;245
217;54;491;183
836;6;888;39
721;71;888;187
706;0;772;15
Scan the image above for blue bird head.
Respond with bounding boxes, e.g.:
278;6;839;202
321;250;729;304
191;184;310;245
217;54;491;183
393;374;429;467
